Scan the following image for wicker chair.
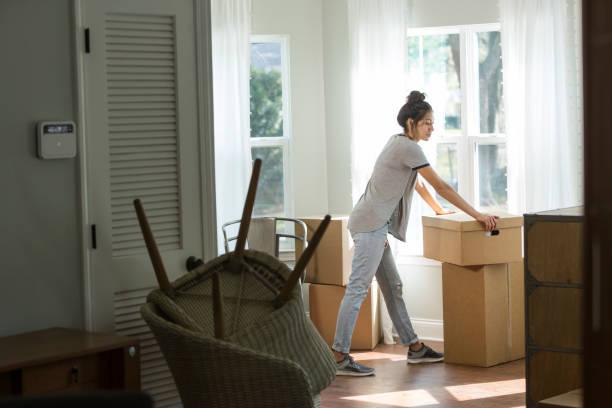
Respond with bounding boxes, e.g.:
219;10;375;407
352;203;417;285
141;303;320;408
141;251;335;408
136;159;335;408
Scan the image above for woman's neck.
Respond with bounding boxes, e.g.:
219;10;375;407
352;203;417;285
404;131;419;143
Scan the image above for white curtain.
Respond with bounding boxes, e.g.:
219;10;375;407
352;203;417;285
347;0;408;204
347;0;408;345
211;0;252;253
500;0;583;214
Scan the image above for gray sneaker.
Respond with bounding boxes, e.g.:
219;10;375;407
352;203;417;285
336;355;375;376
407;343;444;364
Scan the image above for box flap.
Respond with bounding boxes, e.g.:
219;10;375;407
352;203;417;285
422;212;523;232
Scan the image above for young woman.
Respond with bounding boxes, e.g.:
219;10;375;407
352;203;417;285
333;91;499;376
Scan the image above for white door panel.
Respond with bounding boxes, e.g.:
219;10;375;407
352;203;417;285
83;0;202;331
81;0;203;405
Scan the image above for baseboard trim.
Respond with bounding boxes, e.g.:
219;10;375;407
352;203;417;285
411;318;444;342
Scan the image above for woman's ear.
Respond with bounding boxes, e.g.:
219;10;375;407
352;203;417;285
405;118;414;138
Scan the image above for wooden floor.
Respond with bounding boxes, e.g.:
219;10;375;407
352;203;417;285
321;342;526;408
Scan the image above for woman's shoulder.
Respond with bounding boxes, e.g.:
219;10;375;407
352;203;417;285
390;134;423;151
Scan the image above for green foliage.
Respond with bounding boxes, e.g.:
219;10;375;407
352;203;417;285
252;147;284;216
250;67;283;138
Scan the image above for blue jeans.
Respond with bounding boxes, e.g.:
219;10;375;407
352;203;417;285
332;223;419;353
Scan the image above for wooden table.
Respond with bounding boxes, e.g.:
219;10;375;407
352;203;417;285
0;327;140;395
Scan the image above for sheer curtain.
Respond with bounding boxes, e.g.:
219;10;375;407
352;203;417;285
347;0;407;345
347;0;407;203
211;0;252;253
500;0;583;214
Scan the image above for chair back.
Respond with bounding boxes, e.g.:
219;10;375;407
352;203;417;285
143;250;335;406
141;302;320;408
222;217;308;260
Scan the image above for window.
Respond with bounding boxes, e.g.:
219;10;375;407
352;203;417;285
407;25;507;211
406;24;507;213
249;36;295;251
249;36;292;217
396;24;507;258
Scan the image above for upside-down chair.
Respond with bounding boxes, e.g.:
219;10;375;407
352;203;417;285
137;159;335;408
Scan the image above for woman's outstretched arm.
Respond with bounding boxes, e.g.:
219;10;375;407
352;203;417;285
415;176;452;215
417;165;498;231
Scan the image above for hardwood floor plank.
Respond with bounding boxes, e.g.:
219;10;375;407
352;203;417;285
321;342;526;408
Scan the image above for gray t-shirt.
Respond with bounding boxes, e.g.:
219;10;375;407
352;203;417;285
348;134;430;242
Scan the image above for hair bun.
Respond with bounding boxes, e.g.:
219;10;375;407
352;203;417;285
407;91;426;105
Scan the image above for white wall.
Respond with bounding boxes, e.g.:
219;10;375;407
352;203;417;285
252;0;329;218
407;0;499;27
322;0;353;216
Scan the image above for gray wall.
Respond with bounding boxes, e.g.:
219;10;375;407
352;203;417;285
0;0;84;337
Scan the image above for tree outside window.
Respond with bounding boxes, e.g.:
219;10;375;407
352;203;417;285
249;38;292;217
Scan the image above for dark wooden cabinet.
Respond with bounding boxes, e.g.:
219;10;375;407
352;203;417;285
0;327;140;396
524;207;584;407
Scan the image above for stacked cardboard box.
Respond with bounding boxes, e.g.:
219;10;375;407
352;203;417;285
300;216;382;351
422;212;525;367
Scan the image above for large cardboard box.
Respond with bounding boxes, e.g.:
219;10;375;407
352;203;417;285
442;261;525;367
422;212;523;265
309;282;381;350
299;216;354;286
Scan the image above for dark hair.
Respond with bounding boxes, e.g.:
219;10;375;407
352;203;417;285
396;91;432;135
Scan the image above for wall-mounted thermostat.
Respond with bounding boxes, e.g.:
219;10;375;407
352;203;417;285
37;121;77;159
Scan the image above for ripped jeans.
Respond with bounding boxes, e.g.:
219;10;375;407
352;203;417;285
332;223;419;353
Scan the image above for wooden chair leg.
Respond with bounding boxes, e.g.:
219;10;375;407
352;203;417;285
234;158;262;260
136;198;224;338
134;199;172;296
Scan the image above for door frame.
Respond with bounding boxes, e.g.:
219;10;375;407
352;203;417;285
72;0;217;330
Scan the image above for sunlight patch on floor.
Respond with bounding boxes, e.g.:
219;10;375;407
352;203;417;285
444;378;526;401
341;389;439;407
350;351;407;361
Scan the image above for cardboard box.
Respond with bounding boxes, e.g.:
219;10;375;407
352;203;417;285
309;282;381;350
442;261;525;367
298;216;354;286
422;212;523;266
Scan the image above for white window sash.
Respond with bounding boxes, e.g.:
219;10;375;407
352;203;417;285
399;23;506;262
249;35;294;217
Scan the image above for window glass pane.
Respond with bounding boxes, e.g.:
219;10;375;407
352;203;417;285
250;42;283;138
251;146;284;216
406;34;461;136
435;143;459;209
477;31;505;134
478;143;507;211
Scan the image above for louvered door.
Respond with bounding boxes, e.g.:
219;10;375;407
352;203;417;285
82;0;202;406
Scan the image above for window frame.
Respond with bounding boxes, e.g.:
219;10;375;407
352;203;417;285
394;23;506;262
249;34;294;218
406;22;506;209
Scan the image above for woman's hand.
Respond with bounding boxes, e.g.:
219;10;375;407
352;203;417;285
436;208;455;215
476;213;499;231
